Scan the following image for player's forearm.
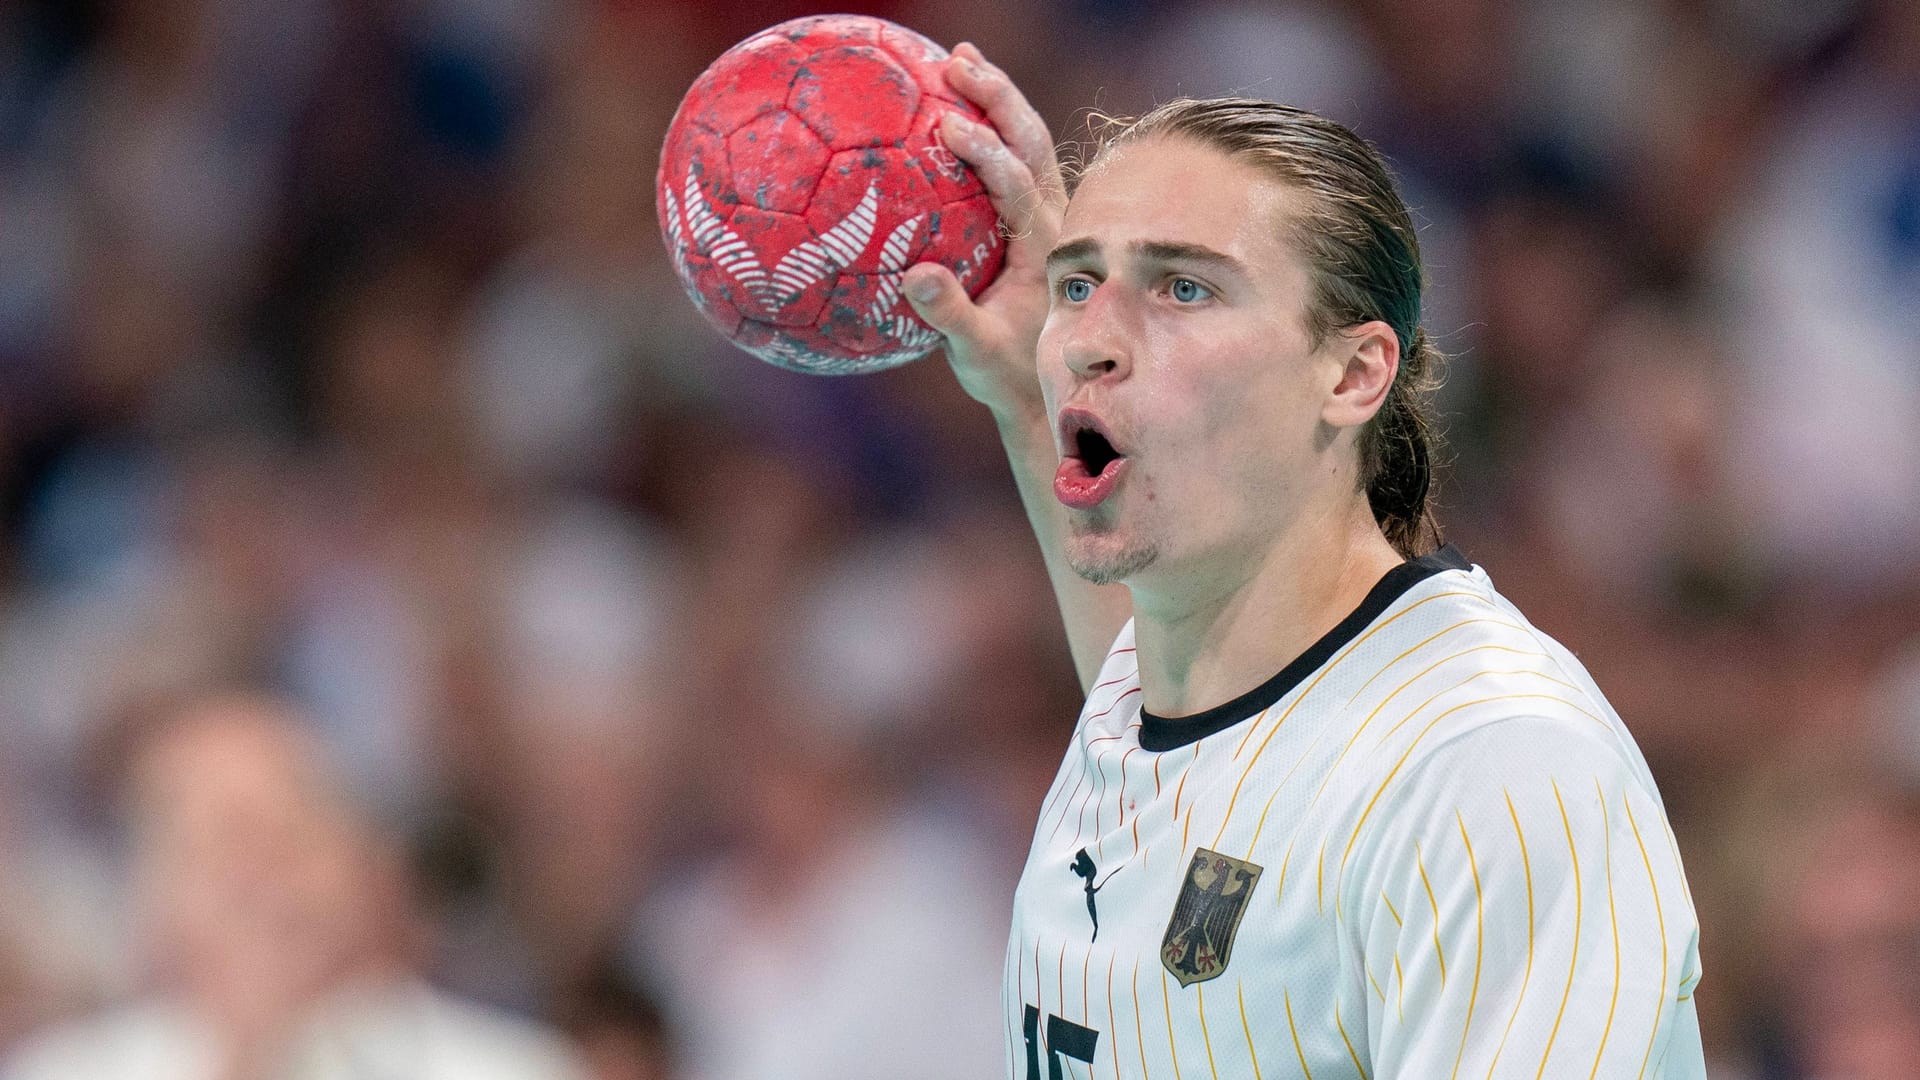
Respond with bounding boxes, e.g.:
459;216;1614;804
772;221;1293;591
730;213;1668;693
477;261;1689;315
990;397;1132;691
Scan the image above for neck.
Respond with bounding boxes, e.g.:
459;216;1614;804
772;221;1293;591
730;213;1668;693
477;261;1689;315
1128;498;1402;718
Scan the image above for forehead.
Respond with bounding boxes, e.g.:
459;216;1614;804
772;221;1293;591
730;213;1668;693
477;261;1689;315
1061;136;1306;271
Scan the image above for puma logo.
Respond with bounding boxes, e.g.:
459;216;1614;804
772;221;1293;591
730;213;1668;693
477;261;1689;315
1071;848;1120;941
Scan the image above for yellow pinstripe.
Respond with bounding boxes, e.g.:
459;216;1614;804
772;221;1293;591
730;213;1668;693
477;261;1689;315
1216;600;1519;852
1285;990;1316;1080
1624;796;1669;1080
1311;641;1542;807
1451;812;1485;1080
1487;791;1537;1080
1134;958;1154;1080
1341;692;1602;874
1336;1001;1371;1080
1230;591;1495;760
1242;730;1327;857
1214;700;1278;812
1176;744;1201;853
1173;746;1197;823
1372;671;1599;751
1108;950;1122;1079
1197;983;1220;1080
1367;966;1389;1004
1536;781;1583;1080
1238;983;1265;1080
1394;955;1406;1022
1339;619;1533;712
1085;944;1093;1041
1383;892;1403;926
1036;938;1045;1029
1223;636;1538;854
1588;780;1621;1080
1415;840;1448;985
1656;811;1694;914
1317;841;1328;913
1163;967;1185;1080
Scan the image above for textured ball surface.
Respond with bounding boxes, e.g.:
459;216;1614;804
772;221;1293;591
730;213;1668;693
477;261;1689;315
657;15;1006;375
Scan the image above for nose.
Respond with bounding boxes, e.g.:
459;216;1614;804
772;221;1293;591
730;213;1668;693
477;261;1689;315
1056;288;1133;383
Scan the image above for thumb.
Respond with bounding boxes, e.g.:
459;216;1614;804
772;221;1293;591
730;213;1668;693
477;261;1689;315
902;263;983;342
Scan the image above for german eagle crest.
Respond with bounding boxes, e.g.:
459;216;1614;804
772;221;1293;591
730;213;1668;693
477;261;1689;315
1161;848;1262;987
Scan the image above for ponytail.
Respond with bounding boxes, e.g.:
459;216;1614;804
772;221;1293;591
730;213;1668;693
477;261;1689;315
1363;328;1442;557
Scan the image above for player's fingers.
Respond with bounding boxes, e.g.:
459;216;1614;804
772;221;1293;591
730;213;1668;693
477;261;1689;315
947;43;1064;199
902;263;986;343
939;110;1057;266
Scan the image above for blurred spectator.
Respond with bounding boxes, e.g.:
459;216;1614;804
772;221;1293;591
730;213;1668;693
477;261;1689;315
1711;0;1920;591
1;690;589;1080
627;524;1023;1080
1769;790;1920;1080
553;963;676;1080
628;728;1009;1080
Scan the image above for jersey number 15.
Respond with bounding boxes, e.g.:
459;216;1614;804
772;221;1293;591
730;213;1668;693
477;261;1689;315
1024;1004;1099;1080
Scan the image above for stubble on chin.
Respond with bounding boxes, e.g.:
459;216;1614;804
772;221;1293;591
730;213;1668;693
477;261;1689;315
1065;519;1158;586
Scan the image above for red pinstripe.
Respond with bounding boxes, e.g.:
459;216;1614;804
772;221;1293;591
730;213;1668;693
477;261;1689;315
1071;740;1111;852
1037;680;1139;829
1088;686;1143;724
1047;765;1092;845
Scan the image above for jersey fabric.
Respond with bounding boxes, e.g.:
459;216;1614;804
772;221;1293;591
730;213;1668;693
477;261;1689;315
1004;547;1705;1080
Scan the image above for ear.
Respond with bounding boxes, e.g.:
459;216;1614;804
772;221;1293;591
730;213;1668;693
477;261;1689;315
1322;320;1399;430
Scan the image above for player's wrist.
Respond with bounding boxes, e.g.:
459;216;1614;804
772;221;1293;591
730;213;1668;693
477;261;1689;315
975;361;1052;424
987;390;1054;465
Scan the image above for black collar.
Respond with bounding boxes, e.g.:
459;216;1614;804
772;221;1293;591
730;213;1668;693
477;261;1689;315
1137;545;1471;752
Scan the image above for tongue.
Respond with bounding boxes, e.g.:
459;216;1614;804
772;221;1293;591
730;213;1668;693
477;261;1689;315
1054;455;1127;510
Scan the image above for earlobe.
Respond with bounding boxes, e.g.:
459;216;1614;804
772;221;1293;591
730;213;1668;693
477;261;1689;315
1323;321;1399;430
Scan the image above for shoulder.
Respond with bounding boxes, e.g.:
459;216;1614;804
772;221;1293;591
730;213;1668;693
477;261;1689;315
1349;551;1648;787
1337;710;1674;916
1337;548;1558;687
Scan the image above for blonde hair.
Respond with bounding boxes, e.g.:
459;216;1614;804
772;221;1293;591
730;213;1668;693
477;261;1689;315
1083;98;1444;557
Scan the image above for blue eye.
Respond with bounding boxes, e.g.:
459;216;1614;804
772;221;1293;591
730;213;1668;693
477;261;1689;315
1062;278;1094;302
1170;277;1211;303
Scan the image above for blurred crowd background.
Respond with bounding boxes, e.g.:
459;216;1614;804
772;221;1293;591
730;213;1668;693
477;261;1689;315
0;0;1916;1077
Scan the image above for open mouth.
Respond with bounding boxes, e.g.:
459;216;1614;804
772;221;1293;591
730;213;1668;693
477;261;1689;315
1074;426;1123;476
1054;409;1129;510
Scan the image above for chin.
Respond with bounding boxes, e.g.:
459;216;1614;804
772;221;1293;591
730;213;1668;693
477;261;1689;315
1066;532;1158;586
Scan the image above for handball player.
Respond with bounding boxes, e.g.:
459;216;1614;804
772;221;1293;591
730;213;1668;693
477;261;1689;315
900;43;1706;1080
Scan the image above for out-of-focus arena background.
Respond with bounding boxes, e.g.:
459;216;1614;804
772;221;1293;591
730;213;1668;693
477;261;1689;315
0;0;1916;1077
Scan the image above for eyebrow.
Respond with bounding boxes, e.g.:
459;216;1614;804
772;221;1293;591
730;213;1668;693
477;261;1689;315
1043;238;1247;277
1136;241;1245;274
1044;238;1101;276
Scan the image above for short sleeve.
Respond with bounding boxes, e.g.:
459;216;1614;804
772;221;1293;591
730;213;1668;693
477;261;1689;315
1342;718;1704;1079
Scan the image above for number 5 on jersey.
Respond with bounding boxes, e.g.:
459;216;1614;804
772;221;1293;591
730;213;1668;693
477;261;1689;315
1023;1005;1098;1080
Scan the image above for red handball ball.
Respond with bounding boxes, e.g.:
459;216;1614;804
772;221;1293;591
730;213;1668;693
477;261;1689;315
657;15;1006;375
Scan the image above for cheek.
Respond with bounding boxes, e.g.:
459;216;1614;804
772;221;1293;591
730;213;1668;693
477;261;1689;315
1158;355;1314;496
1035;321;1070;411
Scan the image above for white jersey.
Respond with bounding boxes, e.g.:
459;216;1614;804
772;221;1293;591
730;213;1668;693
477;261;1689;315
1004;547;1704;1080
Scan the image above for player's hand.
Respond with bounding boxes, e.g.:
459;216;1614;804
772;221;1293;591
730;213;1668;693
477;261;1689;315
903;43;1064;424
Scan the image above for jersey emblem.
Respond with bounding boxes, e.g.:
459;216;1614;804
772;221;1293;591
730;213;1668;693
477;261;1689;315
1161;848;1263;987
